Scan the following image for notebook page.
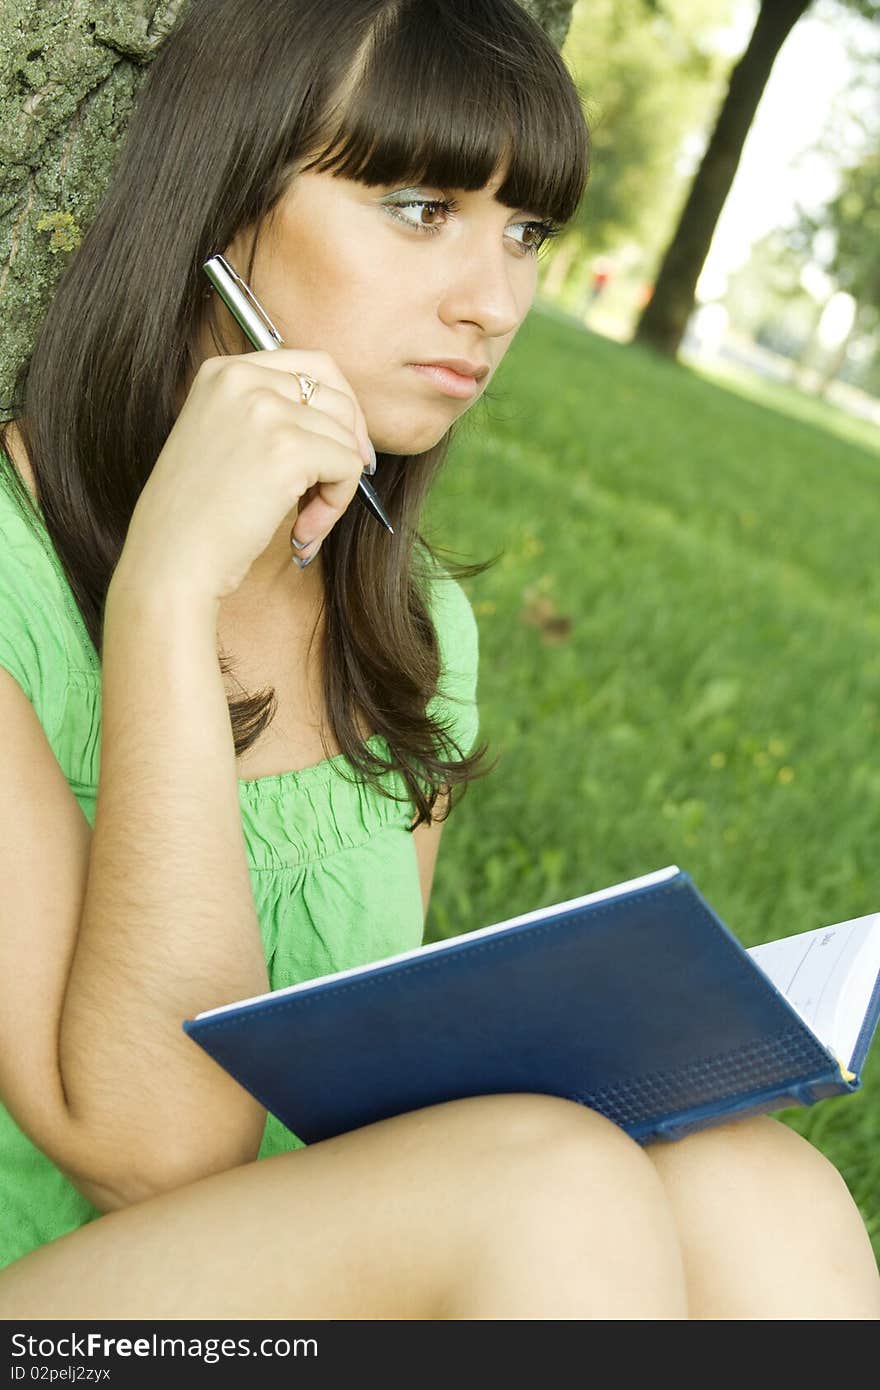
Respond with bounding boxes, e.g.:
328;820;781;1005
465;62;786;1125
747;914;880;1068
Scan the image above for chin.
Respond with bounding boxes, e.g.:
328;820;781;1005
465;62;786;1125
375;419;458;458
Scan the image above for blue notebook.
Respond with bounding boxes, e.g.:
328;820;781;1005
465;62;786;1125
183;866;880;1144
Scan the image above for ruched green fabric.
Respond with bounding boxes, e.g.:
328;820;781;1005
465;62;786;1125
0;456;479;1271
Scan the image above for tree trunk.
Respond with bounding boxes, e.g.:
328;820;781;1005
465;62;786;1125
632;0;812;360
0;1;191;410
517;0;577;50
0;0;574;409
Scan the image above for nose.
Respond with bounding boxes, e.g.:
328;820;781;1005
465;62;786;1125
436;236;530;340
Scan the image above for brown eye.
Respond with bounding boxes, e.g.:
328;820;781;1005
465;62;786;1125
383;197;454;235
510;220;561;256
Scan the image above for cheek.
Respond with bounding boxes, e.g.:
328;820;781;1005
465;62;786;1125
297;254;390;350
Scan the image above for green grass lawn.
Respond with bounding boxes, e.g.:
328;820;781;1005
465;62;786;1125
422;304;880;1259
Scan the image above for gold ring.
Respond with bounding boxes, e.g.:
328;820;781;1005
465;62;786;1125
294;372;319;406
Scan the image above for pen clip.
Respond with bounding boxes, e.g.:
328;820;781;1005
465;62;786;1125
210;252;283;346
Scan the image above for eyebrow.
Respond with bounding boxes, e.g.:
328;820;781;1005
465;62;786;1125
378;182;532;211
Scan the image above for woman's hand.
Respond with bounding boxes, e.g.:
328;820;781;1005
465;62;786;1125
115;349;374;604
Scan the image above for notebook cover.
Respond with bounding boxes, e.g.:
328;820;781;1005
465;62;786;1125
183;871;851;1145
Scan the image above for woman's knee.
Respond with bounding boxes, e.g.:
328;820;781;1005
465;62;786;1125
437;1092;646;1161
642;1115;879;1318
645;1114;857;1212
436;1093;673;1220
432;1095;687;1314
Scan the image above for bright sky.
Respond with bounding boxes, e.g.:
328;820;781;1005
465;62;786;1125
693;0;879;301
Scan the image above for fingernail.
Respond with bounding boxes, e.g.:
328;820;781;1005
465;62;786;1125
292;540;321;569
290;534;308;550
363;442;377;476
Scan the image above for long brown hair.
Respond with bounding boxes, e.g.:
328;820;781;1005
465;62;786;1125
0;0;589;828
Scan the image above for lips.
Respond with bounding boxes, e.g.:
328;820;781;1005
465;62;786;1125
408;364;482;399
412;358;490;380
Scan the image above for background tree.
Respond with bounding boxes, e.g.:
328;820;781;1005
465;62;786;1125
540;0;739;310
788;135;880;393
721;56;880;398
722;228;817;356
818;143;880;328
632;0;880;360
0;0;578;409
518;0;578;48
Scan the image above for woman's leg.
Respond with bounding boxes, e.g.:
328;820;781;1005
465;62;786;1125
644;1115;880;1319
0;1093;689;1320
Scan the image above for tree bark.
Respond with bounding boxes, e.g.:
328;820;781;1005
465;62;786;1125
0;1;191;410
0;0;575;409
517;0;576;50
632;0;812;360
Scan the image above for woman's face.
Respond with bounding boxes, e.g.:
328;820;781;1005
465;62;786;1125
219;164;546;455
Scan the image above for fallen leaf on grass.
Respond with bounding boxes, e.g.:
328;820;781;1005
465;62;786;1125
520;592;573;645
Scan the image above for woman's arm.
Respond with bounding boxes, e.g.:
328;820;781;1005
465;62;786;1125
58;570;270;1201
412;790;449;923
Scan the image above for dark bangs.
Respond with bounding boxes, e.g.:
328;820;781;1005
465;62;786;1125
300;0;590;227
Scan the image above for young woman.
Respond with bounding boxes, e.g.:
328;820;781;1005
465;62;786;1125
0;0;877;1320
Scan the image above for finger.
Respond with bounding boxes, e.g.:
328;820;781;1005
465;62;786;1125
240;349;375;471
291;474;359;549
290;405;365;472
292;484;359;548
228;360;368;462
289;442;362;545
291;432;363;534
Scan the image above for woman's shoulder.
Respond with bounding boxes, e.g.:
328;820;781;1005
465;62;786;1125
0;442;50;580
0;439;85;702
0;427;44;552
0;424;43;544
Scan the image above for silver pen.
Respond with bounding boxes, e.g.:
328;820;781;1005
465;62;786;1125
202;253;393;534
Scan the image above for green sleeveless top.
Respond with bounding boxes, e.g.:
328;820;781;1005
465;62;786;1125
0;455;479;1271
